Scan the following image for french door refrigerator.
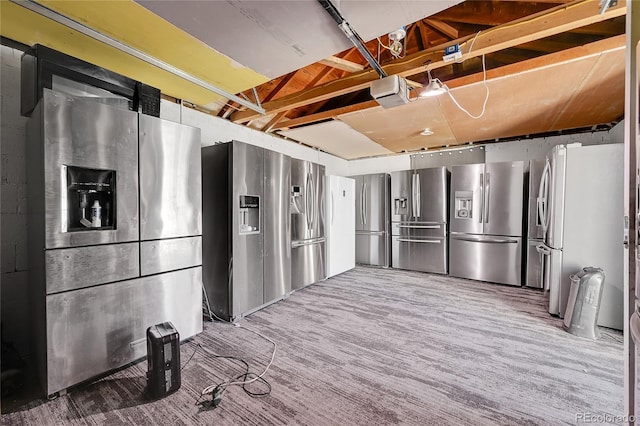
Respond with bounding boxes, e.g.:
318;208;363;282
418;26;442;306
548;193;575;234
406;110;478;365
390;167;448;274
449;161;524;286
355;173;391;267
537;143;623;329
326;175;355;277
291;159;326;289
525;159;546;288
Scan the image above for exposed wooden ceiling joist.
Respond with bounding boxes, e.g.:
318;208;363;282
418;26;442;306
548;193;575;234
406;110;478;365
319;55;366;73
231;0;626;124
424;19;460;39
274;34;625;133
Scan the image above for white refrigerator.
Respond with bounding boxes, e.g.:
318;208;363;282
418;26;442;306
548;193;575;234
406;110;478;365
537;143;623;330
326;175;356;277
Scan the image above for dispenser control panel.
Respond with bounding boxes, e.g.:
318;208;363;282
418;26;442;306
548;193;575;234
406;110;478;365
65;165;116;231
454;191;473;219
239;195;260;234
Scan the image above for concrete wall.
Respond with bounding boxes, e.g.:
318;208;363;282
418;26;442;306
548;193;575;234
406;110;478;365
1;45;31;357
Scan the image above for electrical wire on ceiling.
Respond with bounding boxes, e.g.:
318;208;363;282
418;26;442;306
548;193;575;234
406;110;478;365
420;31;489;120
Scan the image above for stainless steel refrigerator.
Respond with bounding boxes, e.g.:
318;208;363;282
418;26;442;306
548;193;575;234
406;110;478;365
449;161;524;286
390;167;448;274
537;143;623;329
525;159;545;288
354;173;391;267
26;89;203;397
291;159;326;289
202;141;291;321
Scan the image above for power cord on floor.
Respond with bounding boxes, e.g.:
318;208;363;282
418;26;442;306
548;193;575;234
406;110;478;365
180;315;277;410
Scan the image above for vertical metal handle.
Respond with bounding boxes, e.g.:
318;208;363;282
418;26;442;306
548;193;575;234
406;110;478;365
478;173;484;223
306;173;312;230
360;181;365;225
484;172;490;223
411;173;418;217
415;174;421;218
538;160;551;234
363;181;367;225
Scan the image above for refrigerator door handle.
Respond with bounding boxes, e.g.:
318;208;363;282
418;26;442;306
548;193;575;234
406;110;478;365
415;174;421;218
452;235;518;244
484;172;490;223
397;238;442;244
536;243;551;255
292;237;326;248
397;224;441;229
305;173;311;230
411;173;418;217
630;312;640;345
538;159;551;234
362;181;367;225
478;173;484;223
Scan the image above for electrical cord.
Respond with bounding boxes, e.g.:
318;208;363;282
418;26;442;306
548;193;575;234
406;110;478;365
180;314;277;410
444;53;489;119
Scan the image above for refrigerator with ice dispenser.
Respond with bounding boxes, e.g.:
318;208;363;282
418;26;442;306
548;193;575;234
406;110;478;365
449;161;524;286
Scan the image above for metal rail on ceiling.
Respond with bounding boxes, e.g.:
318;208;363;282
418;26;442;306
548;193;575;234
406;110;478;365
11;0;266;115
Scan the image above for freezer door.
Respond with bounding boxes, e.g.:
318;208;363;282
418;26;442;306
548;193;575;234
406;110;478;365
139;115;202;240
392;236;447;274
327;176;355;277
483;161;524;237
291;240;326;289
391;171;413;223
525;239;544;288
450;163;484;235
528;159;546;239
449;234;522;286
414;167;448;223
231;142;264;317
356;231;389;266
263;151;291;303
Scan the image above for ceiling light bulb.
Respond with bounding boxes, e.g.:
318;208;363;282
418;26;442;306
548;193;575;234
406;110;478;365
390;40;403;57
420;71;446;97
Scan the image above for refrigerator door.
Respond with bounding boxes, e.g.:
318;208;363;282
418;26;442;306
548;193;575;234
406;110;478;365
450;163;485;235
414;167;448;223
391;171;413;223
41;90;139;249
392;236;447;274
528;159;546;239
263;150;291;303
355;232;388;266
291;159;314;241
450;233;522;286
546;145;567;249
525;239;544;288
231;142;264;317
327;176;355;277
539;244;565;316
139;115;202;240
483;161;524;237
359;174;389;232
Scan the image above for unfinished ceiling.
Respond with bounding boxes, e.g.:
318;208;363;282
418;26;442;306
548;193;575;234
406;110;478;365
1;0;628;159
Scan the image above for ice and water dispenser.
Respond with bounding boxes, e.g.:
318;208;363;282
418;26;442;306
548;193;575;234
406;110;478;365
394;197;408;216
454;191;473;219
65;166;116;231
239;195;260;234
